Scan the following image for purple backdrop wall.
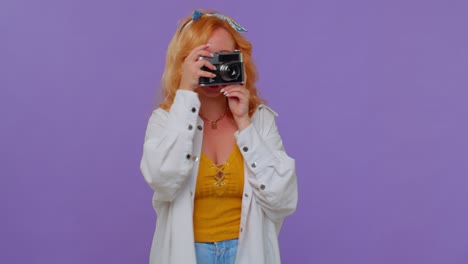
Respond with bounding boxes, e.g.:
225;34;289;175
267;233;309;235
1;0;467;263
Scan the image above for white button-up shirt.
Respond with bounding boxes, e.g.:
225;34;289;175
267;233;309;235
140;90;298;263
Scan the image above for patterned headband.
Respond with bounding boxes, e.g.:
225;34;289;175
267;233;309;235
181;10;248;32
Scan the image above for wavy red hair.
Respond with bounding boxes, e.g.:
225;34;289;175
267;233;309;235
159;10;263;116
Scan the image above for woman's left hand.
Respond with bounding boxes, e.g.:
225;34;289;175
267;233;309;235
222;84;251;131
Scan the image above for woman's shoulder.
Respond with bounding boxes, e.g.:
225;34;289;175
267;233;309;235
251;104;279;129
150;108;168;117
153;107;168;115
254;104;278;118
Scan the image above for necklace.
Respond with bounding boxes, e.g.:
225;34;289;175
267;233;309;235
199;108;229;129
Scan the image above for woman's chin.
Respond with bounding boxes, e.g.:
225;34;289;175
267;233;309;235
198;85;224;97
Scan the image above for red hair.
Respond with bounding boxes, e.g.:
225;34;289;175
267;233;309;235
159;10;264;116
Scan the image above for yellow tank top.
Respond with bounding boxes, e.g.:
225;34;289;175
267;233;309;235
193;146;244;242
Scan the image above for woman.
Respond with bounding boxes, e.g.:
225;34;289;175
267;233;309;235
140;10;298;264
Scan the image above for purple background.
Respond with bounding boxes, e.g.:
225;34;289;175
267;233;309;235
1;0;467;263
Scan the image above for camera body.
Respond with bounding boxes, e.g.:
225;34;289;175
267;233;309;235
199;50;245;86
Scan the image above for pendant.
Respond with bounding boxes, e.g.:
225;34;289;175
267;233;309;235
211;122;217;129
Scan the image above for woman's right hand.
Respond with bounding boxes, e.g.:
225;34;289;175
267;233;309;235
179;44;217;91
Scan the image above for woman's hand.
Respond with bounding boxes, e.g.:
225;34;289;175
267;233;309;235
222;84;251;131
179;44;217;91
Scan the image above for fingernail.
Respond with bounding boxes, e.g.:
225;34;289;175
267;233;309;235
224;92;229;97
210;53;214;57
220;88;225;93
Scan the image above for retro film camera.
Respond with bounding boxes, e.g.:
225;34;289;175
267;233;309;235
199;50;245;86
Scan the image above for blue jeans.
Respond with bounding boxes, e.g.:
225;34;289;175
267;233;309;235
195;239;238;264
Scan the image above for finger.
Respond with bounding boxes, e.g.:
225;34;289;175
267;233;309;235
222;86;249;95
198;69;216;79
186;44;212;61
224;91;249;100
223;85;247;91
194;60;216;71
196;50;214;60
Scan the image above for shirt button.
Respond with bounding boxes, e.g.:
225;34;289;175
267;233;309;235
190;191;193;196
251;162;257;168
260;184;266;190
188;125;193;130
191;107;197;113
242;146;249;152
186;154;191;160
192;156;199;162
240;227;243;232
244;193;249;198
197;125;203;131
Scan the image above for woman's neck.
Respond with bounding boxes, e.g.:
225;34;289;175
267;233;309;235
198;95;228;120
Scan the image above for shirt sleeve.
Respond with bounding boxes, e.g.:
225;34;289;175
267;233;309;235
140;90;201;202
235;106;298;221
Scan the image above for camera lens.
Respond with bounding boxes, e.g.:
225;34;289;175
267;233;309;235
219;62;241;81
